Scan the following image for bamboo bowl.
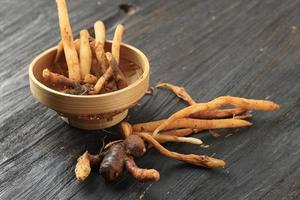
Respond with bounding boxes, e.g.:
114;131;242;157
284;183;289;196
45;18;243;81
29;41;149;130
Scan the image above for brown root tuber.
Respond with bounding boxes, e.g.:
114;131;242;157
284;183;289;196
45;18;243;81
99;143;126;181
124;135;146;157
100;134;158;182
104;140;123;150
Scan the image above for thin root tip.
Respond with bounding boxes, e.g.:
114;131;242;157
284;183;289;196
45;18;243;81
154;176;160;181
246;121;253;126
273;103;280;110
221;161;226;168
214;160;226;168
153;170;160;181
117;24;125;28
80;29;89;35
95;20;104;25
264;101;280;111
192;138;203;145
207;160;226;169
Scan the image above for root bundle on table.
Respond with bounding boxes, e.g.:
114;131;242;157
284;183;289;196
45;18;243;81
53;0;280;183
75;87;279;182
153;96;279;136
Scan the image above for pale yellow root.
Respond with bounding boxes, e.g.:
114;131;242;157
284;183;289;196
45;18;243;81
75;151;91;182
55;0;81;81
156;82;196;105
83;74;98;84
112;24;125;65
89;67;113;94
74;39;80;56
54;41;64;63
153;96;279;135
152;133;202;145
133;118;252;132
108;25;127;89
137;132;225;168
94;21;105;47
94;21;109;74
190;107;246;119
88;53;114;94
119;121;133;138
79;29;92;79
123;122;200;145
133;131;202;145
42;68;77;86
132;120;165;132
161;128;195;137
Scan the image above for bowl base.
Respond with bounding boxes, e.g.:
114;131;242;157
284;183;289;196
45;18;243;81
61;110;128;130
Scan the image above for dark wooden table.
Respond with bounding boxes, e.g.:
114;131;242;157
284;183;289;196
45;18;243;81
1;0;300;199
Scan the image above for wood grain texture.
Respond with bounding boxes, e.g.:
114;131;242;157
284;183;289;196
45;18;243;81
0;0;300;199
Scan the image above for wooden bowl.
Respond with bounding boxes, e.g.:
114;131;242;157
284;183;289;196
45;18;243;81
29;41;149;130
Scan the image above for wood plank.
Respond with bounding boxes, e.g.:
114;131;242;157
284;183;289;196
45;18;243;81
0;0;300;199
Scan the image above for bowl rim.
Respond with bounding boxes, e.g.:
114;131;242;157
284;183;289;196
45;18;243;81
29;40;149;99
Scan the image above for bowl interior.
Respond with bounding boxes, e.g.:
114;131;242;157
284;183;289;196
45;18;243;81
33;42;144;91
